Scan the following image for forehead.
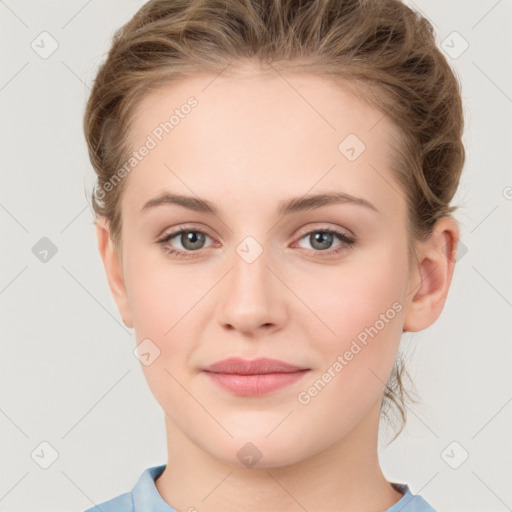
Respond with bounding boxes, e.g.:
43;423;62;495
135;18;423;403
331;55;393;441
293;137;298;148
121;69;403;219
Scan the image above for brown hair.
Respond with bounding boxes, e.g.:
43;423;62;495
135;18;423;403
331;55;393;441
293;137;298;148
83;0;465;441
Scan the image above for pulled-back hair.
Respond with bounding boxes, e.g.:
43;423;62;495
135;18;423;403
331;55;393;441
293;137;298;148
83;0;465;441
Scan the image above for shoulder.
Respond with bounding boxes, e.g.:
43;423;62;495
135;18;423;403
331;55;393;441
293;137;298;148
387;483;438;512
83;491;133;512
82;464;167;512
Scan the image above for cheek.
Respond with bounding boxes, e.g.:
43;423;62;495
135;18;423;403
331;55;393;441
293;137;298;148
293;258;406;431
290;244;408;415
292;247;407;347
124;249;210;402
124;246;202;336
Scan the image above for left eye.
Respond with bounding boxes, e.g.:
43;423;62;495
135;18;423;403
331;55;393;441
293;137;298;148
296;228;354;254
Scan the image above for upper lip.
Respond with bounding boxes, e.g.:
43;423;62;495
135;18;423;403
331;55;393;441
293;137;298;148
202;357;309;375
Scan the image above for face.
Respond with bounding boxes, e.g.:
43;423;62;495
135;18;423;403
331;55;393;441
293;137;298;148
102;67;420;468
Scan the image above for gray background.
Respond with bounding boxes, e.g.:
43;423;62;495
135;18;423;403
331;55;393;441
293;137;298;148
1;1;511;511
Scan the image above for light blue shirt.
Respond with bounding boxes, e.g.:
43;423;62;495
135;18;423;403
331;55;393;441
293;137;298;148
84;464;437;512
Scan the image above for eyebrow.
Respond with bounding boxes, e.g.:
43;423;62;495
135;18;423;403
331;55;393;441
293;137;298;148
140;191;378;216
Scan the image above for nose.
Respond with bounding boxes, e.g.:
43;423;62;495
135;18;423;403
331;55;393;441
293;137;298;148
216;241;287;336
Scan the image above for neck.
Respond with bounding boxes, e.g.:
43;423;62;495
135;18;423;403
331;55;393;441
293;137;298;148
155;402;403;512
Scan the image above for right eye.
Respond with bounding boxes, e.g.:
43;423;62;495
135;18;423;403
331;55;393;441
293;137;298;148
157;227;215;258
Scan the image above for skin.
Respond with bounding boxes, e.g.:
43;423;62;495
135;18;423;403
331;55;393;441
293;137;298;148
96;64;459;512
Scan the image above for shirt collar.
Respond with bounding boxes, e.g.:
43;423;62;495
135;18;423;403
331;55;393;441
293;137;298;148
131;465;431;512
132;464;178;512
386;482;436;511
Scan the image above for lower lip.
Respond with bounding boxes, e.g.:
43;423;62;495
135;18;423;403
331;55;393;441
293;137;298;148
203;370;310;396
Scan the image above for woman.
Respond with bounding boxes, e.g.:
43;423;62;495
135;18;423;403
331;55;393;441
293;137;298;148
83;0;465;510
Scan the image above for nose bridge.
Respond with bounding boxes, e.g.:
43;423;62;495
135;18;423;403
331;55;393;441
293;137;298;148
235;235;269;285
216;232;284;333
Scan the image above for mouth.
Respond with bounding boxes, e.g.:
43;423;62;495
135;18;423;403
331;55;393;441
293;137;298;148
201;357;311;396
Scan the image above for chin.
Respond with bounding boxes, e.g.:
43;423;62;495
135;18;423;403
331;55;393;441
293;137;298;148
201;431;312;470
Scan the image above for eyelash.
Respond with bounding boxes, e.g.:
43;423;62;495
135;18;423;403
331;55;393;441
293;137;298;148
156;225;355;260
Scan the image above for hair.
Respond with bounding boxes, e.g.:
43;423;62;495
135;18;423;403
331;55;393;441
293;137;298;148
83;0;465;442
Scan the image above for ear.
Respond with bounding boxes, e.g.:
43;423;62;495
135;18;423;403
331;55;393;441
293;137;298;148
95;217;134;329
403;217;460;332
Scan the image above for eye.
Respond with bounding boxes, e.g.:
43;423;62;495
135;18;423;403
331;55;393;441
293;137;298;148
295;227;355;257
157;227;214;258
156;225;355;259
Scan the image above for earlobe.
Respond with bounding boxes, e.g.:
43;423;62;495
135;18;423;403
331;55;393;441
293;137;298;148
95;217;134;329
403;217;460;333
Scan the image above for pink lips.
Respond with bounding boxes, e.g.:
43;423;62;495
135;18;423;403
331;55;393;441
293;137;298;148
202;357;310;396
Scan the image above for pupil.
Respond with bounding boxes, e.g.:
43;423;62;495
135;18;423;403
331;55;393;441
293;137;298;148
183;231;204;250
312;232;332;250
